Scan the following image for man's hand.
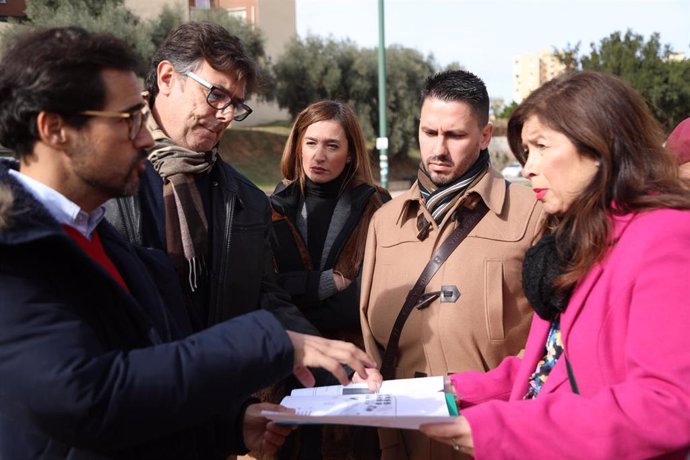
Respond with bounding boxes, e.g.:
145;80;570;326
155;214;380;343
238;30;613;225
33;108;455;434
350;367;383;392
287;331;378;387
242;403;295;457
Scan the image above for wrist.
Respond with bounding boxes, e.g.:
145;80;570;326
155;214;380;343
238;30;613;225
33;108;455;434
333;270;345;289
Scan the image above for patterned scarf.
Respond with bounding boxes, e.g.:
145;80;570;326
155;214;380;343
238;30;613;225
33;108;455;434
416;149;490;239
146;107;217;291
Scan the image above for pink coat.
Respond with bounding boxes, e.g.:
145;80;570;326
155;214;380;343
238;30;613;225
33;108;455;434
451;209;690;459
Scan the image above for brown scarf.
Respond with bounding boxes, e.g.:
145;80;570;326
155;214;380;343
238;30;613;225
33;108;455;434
146;107;217;291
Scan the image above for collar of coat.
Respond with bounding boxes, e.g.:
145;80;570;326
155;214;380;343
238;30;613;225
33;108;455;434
396;166;507;227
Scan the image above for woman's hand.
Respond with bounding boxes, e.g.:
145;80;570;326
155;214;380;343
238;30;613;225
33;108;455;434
419;416;474;456
333;270;352;291
350;367;383;392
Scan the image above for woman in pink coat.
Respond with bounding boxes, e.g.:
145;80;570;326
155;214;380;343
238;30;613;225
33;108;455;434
420;71;690;459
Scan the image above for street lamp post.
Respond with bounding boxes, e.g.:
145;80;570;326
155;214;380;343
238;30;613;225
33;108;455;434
377;0;388;189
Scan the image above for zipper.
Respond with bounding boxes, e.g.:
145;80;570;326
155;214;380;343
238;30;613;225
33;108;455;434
214;181;235;322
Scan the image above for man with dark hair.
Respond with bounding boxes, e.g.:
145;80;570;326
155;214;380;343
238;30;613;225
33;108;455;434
0;26;377;459
105;21;317;334
360;70;543;459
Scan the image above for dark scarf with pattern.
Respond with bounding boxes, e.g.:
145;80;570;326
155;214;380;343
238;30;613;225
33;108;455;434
522;234;574;321
146;108;217;292
416;149;490;240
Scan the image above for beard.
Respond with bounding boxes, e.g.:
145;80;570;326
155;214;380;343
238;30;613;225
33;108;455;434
423;153;457;186
68;135;147;199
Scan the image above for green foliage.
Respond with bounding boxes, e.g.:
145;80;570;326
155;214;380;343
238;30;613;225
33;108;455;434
0;3;273;98
553;42;580;73
273;35;440;158
556;30;690;130
149;4;184;50
12;0;154;69
497;101;518;120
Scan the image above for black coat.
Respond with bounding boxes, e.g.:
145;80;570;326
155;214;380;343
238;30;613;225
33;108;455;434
105;159;318;334
270;181;390;335
0;163;294;459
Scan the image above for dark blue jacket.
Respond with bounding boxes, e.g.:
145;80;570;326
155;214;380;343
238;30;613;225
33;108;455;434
0;162;294;459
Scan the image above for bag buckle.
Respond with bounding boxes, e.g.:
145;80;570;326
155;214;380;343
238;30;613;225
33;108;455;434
439;285;460;303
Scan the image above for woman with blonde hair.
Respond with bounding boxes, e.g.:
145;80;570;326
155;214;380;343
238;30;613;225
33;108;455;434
270;100;390;459
420;71;690;459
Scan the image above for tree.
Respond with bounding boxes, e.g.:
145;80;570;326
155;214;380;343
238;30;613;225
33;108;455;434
149;4;185;50
497;101;519;120
553;42;580;73
273;35;440;158
7;0;155;70
273;35;353;117
377;45;435;156
0;3;274;101
556;30;690;130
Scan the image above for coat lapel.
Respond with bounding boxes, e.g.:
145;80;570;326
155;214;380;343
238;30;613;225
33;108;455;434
538;214;636;396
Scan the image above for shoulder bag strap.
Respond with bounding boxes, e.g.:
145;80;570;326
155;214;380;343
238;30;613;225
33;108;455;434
379;201;489;379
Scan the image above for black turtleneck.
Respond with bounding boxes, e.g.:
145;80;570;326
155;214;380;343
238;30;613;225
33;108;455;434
303;170;347;268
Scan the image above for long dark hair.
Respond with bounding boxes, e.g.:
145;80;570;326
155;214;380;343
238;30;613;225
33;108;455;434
508;71;690;290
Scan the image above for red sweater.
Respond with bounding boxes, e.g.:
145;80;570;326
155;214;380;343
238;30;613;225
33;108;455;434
63;225;129;292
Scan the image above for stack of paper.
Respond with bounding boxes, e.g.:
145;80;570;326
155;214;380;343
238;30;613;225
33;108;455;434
261;376;456;429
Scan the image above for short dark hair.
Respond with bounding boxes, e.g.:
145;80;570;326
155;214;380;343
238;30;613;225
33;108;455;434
145;21;257;104
421;70;490;126
0;27;140;158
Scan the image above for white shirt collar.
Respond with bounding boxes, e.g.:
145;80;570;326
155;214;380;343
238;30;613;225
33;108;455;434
9;169;105;239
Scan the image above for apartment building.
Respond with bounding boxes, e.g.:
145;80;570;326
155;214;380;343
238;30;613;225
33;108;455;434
513;49;566;103
0;0;27;21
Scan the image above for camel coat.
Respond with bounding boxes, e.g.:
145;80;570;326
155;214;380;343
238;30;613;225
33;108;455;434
360;168;543;459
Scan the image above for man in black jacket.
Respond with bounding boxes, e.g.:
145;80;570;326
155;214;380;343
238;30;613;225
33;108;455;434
0;26;377;459
105;22;318;334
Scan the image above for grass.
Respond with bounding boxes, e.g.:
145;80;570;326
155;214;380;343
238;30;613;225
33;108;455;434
219;127;287;191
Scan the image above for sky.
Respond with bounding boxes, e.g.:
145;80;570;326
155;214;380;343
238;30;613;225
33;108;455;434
295;0;690;104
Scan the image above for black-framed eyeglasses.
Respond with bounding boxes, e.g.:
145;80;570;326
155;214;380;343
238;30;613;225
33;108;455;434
79;103;149;141
183;70;253;122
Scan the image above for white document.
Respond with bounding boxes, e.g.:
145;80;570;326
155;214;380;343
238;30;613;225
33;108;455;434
261;376;456;430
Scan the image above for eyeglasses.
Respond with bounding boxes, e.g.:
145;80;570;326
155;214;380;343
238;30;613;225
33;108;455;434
79;104;149;140
183;71;253;122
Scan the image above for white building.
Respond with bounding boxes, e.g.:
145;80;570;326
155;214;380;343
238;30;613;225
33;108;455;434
513;49;566;103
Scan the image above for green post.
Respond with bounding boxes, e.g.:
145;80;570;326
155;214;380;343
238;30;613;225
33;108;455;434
377;0;388;189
